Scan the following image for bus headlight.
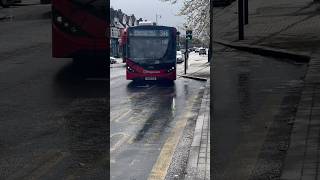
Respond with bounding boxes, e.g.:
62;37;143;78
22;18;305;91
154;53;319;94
70;27;78;33
56;16;63;23
63;22;69;27
127;66;135;73
167;66;175;73
52;8;89;37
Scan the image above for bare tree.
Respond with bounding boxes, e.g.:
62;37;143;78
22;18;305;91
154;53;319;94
160;0;210;41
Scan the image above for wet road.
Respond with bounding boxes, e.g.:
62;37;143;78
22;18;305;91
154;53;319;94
212;44;307;179
0;4;108;179
110;54;207;179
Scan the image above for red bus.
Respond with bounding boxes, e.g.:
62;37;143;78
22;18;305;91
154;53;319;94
121;25;177;81
52;0;107;61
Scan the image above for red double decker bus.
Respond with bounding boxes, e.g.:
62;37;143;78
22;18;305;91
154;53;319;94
121;25;177;81
52;0;107;61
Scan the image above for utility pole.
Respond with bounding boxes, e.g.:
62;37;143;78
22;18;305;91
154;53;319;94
185;36;188;74
209;0;213;62
155;14;161;25
244;0;248;24
238;0;244;40
177;31;180;50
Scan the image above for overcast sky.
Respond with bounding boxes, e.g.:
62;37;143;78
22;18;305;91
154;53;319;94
110;0;186;31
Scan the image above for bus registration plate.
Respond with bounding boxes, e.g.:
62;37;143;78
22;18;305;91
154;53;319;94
145;77;157;80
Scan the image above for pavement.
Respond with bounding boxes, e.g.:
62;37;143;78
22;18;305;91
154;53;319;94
184;77;210;180
167;53;210;180
213;0;320;179
183;56;210;180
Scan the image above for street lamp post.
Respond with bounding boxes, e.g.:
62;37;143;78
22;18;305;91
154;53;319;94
185;35;188;74
238;0;244;40
156;14;161;25
209;0;213;62
244;0;248;24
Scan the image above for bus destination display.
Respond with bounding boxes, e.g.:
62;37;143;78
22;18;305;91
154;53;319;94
129;29;169;37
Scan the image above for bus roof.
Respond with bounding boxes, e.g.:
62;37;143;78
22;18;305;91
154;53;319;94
128;25;176;31
138;21;155;26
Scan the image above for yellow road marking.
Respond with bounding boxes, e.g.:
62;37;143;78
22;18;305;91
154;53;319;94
7;150;67;180
111;109;132;122
148;96;197;180
127;136;135;144
110;132;131;153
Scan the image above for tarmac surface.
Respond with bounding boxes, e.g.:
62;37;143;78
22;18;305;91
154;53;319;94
212;0;320;179
110;53;208;180
212;44;307;179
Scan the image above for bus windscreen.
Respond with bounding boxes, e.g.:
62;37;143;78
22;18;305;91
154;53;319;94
128;29;174;64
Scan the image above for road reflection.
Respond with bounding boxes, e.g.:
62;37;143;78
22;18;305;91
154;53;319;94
237;60;252;123
110;77;204;179
52;61;108;177
126;80;176;143
65;99;108;174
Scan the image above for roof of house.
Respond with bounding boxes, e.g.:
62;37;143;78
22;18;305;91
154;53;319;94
110;7;140;28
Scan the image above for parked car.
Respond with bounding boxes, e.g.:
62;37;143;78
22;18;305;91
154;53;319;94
176;51;185;63
110;57;116;64
195;48;200;53
199;48;206;55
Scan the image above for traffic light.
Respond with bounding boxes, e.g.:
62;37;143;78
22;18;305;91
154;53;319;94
186;30;192;40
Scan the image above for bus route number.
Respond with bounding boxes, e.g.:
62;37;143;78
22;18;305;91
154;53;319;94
159;30;169;37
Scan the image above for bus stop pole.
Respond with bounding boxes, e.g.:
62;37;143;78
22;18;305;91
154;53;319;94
238;0;244;40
